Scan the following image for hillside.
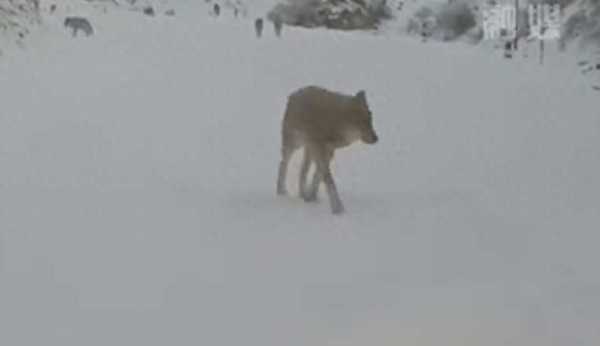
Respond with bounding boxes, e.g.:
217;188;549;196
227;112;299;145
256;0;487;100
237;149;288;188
1;1;599;346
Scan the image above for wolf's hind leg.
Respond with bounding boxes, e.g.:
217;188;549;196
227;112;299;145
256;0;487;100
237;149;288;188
299;147;314;201
304;170;321;202
277;133;298;196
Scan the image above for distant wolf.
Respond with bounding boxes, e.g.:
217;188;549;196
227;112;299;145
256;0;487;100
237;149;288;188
273;17;283;37
64;17;94;37
276;86;379;214
143;6;155;17
213;3;220;17
504;41;512;59
254;18;264;38
49;4;56;14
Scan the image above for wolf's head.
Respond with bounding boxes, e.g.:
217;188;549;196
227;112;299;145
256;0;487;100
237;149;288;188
349;90;378;144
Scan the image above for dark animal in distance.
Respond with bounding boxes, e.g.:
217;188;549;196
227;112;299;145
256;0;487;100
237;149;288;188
273;17;283;37
255;18;264;38
64;17;94;37
143;6;155;17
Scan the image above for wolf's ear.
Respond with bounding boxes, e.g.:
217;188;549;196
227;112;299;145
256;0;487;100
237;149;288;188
355;90;367;104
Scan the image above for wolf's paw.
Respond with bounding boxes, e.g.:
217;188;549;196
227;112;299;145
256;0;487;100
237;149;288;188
330;199;345;215
301;190;319;203
331;204;345;215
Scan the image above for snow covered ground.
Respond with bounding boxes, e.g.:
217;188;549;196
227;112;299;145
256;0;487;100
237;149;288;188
1;1;599;345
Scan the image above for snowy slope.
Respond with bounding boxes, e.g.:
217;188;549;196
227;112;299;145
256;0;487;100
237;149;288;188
1;1;599;346
0;0;41;53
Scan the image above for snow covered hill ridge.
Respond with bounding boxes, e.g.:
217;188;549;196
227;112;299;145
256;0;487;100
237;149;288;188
1;0;599;56
0;0;40;53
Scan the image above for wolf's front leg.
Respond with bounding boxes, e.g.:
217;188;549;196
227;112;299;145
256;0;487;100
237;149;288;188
315;150;343;214
322;170;344;214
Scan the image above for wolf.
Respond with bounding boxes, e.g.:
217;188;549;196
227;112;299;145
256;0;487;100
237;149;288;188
213;3;220;17
64;17;94;37
276;86;379;214
254;18;264;38
143;6;155;17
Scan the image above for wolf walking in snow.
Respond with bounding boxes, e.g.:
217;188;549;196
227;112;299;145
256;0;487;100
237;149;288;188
64;17;94;37
277;86;379;214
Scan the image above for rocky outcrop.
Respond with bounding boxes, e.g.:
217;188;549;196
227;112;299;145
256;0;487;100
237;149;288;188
267;0;391;31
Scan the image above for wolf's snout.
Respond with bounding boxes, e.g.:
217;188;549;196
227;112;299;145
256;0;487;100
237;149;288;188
363;132;378;144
